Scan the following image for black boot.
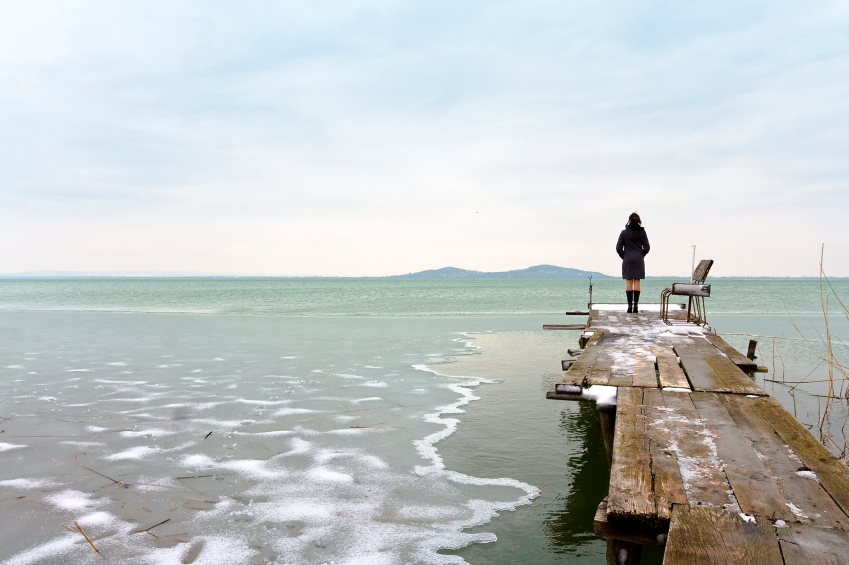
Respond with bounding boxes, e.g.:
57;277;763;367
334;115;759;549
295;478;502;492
633;290;640;313
626;290;633;313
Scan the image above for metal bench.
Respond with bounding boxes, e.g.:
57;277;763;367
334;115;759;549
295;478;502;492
660;259;713;325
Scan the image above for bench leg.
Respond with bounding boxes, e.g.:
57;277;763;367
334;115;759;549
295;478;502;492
660;290;670;324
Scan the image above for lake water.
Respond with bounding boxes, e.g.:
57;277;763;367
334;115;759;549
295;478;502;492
0;279;847;565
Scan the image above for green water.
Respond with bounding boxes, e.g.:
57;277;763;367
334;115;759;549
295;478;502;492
0;278;847;564
1;278;847;316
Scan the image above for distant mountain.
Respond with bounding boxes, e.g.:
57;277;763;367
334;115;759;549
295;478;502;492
387;264;614;280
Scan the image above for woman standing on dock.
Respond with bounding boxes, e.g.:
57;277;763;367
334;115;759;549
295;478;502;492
616;212;650;313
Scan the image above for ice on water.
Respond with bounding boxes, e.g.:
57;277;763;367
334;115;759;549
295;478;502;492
0;315;536;564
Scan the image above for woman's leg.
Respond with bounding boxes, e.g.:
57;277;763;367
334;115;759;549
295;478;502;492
633;280;641;313
625;280;634;312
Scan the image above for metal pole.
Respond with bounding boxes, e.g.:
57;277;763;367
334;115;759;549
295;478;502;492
690;245;696;283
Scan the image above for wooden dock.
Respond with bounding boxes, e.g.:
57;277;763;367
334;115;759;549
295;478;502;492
546;304;849;564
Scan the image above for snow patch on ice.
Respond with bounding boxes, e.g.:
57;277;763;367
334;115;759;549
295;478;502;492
0;443;27;452
119;428;176;438
44;490;105;511
361;381;388;388
106;446;163;460
274;408;319;416
0;478;59;489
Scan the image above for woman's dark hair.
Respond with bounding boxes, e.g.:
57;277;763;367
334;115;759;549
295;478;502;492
628;212;641;225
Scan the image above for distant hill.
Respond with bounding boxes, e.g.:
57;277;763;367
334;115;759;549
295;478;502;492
387;264;614;280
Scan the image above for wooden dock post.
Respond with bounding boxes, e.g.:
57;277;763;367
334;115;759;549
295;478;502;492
607;538;642;565
598;404;615;470
598;401;642;565
746;339;757;361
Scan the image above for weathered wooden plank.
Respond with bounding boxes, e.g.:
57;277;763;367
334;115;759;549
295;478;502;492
546;389;583;401
720;394;849;529
690;392;794;522
632;356;658;388
705;333;758;373
567;332;603;375
753;396;849;519
594;499;669;547
685;339;765;395
554;372;582;390
607;387;656;530
777;523;849;565
543;324;586;330
643;389;688;527
703;352;765;395
661;391;732;508
586;347;614;386
664;505;783;565
673;345;729;393
656;351;689;389
606;348;633;387
554;332;603;390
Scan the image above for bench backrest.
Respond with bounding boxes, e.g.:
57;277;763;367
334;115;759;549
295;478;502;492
691;259;713;284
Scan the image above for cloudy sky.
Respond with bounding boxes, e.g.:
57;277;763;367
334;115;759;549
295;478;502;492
1;1;847;277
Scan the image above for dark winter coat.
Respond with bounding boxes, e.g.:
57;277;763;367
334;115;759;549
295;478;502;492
616;223;650;279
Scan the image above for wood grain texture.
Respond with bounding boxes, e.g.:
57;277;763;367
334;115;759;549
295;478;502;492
557;331;603;384
664;505;783;565
643;389;688;526
703;352;765;395
594;499;668;547
656;352;690;389
588;348;616;386
632;356;658;388
674;345;728;392
754;396;849;519
720;394;849;529
686;339;765;395
705;333;758;373
690;392;794;521
607;387;656;529
777;524;849;565
661;391;732;508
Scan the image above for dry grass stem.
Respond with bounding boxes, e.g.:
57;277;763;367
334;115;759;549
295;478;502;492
73;521;101;556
